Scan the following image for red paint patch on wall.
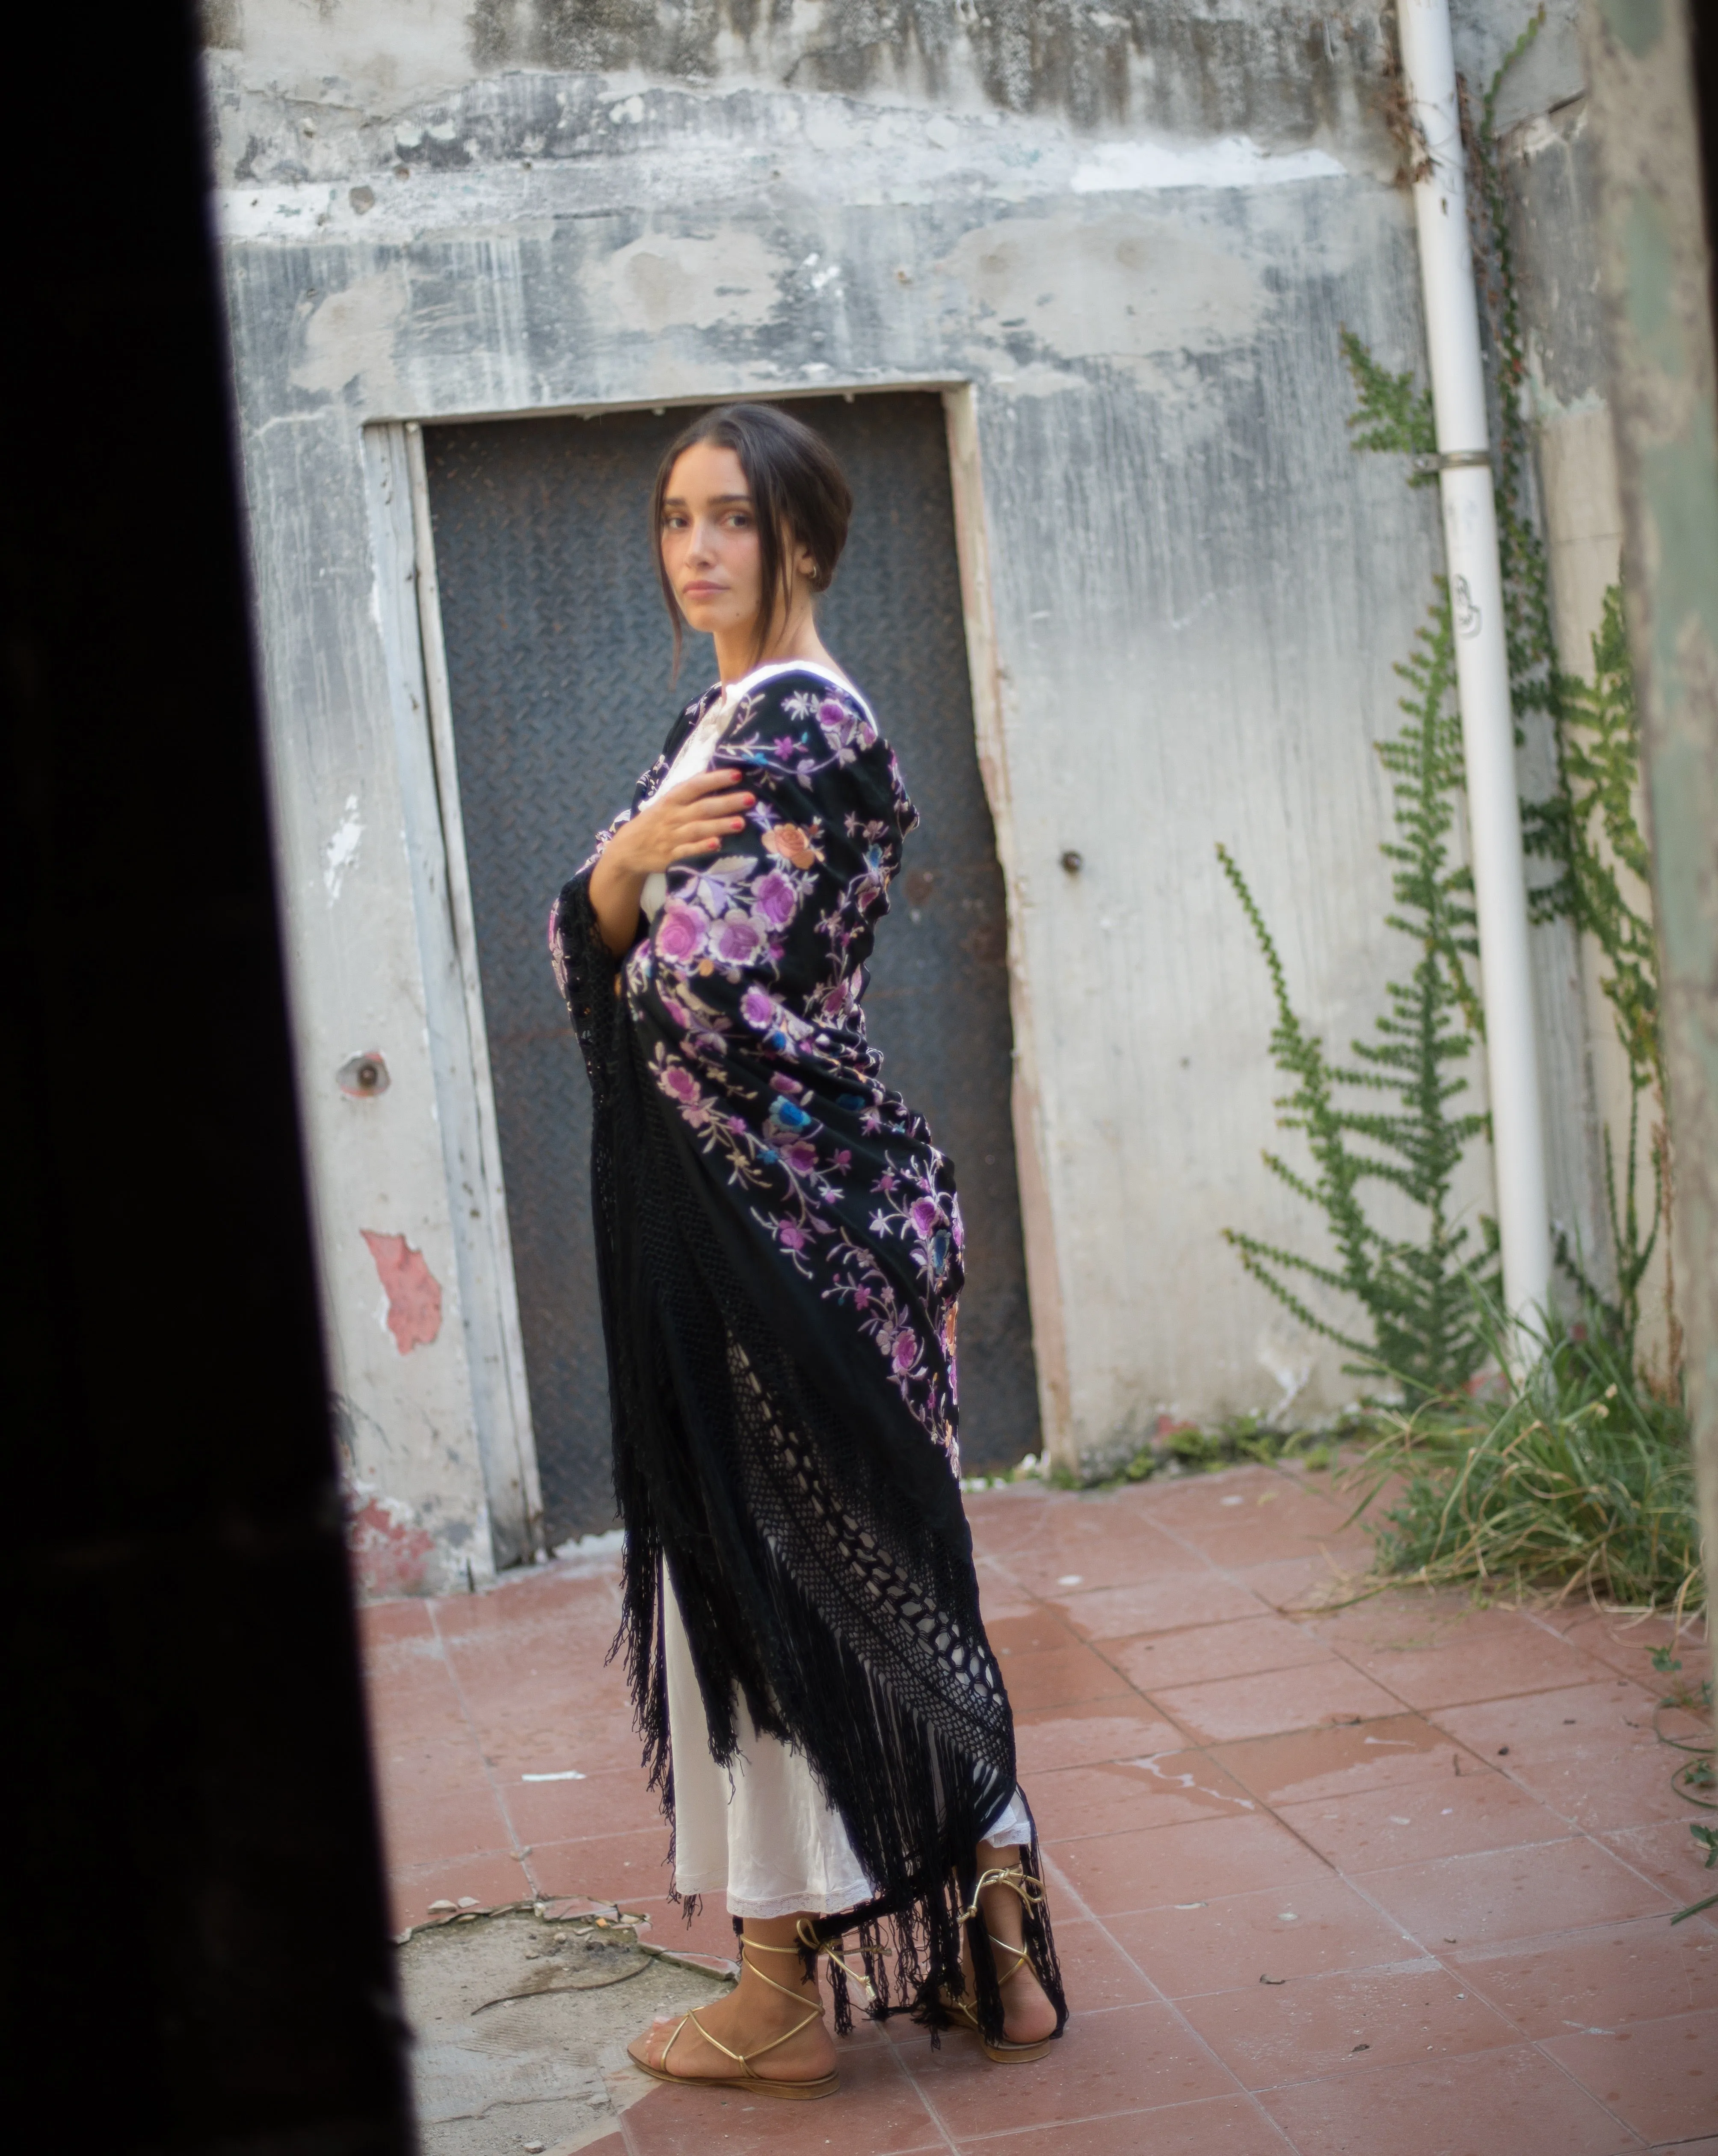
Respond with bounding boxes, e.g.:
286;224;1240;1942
348;1497;437;1599
361;1229;443;1354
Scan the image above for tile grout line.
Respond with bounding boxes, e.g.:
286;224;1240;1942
981;1570;1301;2149
977;1488;1688;2150
425;1591;540;1899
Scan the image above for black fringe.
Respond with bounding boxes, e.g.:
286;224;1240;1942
555;872;1067;2050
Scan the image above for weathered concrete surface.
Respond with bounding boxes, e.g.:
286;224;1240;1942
1580;0;1718;1687
398;1905;724;2153
1502;86;1672;1352
208;1;1611;1573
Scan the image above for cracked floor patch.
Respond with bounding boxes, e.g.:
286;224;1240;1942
399;1904;729;2154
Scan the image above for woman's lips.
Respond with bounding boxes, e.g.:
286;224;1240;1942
682;581;726;599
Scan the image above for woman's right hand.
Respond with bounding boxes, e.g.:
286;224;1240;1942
605;768;755;877
588;768;754;955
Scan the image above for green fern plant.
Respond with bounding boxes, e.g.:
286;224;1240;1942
1219;594;1498;1405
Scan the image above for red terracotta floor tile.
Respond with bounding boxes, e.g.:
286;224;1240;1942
1259;2040;1643;2154
1049;1573;1269;1642
501;1763;663;1847
1107;1875;1421;1996
950;2092;1292;2154
1543;1608;1707;1695
1318;1604;1613;1712
973;1512;1203;1597
993;1640;1134;1712
1148;1660;1406;1745
1435;1681;1693;1833
1179;1959;1519;2088
1029;1752;1262;1840
1046;1916;1161;2010
625;1893;745;1967
1112;1613;1332;1691
1140;1474;1357;1569
1232;1549;1380;1614
357;1596;438;1646
985;1609;1086;1655
389;1848;533;1931
898;2000;1235;2139
1013;1702;1186;1775
372;1778;515;1871
619;2034;939;2153
474;1705;654;1780
1450;1917;1718;2035
1049;1810;1328;1918
1212;1713;1478;1806
1598;1819;1718;1914
1358;1835;1674;1949
527;1823;675;1904
1277;1765;1568;1869
972;1554;1039;1621
1542;2008;1718;2146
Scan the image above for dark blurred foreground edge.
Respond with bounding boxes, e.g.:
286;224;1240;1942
0;7;414;2150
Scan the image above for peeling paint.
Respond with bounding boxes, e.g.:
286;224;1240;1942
322;792;364;901
362;1229;444;1353
591;228;788;335
293;266;410;405
347;1490;438;1597
1070;136;1345;194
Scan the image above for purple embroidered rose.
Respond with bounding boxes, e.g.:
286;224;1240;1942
656;899;705;963
909;1197;940;1239
712;913;767;966
779;1221;808;1253
754;869;797;926
741;985;776;1029
783;1140;819;1174
891;1328;919;1374
660;1062;701;1105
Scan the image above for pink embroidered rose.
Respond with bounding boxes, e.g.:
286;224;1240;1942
779;1221;808;1252
656;899;705;963
783;1141;819;1174
660;1062;700;1105
891;1328;919;1374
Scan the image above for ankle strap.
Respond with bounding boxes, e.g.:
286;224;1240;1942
957;1862;1046;1928
738;1921;876;2004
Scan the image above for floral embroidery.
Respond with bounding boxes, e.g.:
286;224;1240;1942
556;667;964;1468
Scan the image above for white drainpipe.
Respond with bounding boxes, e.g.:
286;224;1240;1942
1398;0;1552;1346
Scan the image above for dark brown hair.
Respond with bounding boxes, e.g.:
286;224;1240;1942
650;402;853;676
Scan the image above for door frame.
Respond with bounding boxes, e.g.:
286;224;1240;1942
364;382;1073;1538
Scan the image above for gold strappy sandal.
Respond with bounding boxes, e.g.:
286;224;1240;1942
942;1863;1060;2064
628;1920;869;2100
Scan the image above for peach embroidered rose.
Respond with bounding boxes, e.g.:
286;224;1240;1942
763;822;818;870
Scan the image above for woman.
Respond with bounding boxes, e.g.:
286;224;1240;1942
550;402;1066;2100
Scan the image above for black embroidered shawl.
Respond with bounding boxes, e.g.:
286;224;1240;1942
550;665;1063;2039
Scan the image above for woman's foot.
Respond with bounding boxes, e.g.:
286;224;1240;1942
627;1919;837;2087
962;1839;1059;2049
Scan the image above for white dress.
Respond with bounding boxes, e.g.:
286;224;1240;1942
646;663;1033;1918
664;1584;1034;1918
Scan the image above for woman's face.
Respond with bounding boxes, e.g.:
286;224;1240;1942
661;441;807;644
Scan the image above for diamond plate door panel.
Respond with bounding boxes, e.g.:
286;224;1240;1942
424;396;1038;1542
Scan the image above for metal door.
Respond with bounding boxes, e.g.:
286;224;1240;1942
424;394;1037;1542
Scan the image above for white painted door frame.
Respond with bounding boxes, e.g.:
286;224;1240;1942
363;419;543;1566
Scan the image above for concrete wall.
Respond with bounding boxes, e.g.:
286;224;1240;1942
1500;32;1672;1364
205;0;1610;1589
